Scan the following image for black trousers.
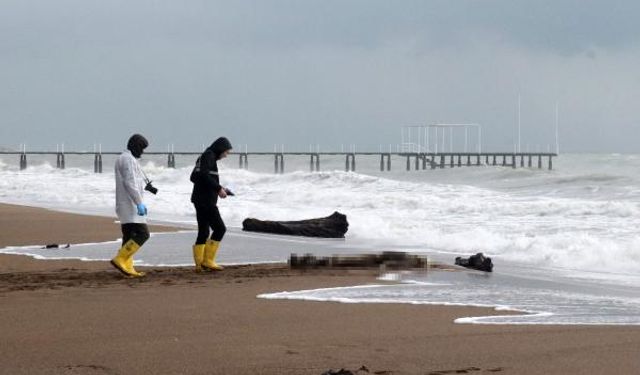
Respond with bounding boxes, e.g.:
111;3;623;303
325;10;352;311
121;223;150;247
194;203;226;244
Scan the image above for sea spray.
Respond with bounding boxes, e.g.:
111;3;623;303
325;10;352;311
1;154;640;274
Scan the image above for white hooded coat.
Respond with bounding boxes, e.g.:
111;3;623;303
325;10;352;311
115;150;146;224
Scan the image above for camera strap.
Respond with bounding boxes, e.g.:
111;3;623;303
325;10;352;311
140;169;151;184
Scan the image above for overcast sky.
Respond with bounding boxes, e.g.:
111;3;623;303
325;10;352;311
1;0;639;152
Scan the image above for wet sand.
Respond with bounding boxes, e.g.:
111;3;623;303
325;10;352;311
1;203;640;374
0;202;178;248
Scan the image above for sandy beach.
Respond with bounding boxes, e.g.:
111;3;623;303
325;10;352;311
1;203;640;374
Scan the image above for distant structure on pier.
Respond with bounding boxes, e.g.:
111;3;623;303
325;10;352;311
401;124;482;154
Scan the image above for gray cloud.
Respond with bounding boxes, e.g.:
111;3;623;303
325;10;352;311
5;1;638;52
1;1;639;152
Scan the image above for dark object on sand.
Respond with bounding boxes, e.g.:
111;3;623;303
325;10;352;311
242;211;348;238
42;244;71;249
455;252;493;272
290;252;428;270
321;366;370;375
321;370;355;375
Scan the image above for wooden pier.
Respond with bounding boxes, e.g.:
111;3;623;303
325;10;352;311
0;151;557;173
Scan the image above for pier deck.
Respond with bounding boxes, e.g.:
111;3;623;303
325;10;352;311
0;151;557;172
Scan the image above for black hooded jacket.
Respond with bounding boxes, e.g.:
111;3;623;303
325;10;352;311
190;137;233;206
127;134;148;159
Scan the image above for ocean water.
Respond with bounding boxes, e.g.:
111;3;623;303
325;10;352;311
1;152;640;325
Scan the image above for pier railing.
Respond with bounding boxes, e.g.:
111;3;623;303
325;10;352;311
0;151;557;173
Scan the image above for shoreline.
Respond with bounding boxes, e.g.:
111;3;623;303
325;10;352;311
1;202;640;374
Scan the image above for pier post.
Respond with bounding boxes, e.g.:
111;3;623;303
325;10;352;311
240;154;248;170
386;154;391;171
56;153;65;169
240;154;245;169
467;155;471;166
548;155;553;170
19;154;27;170
415;154;420;171
280;153;284;174
167;153;176;168
476;155;481;166
406;155;410;171
275;154;280;174
512;154;516;169
440;155;445;168
502;155;506;166
94;153;102;173
485;155;489;164
380;154;385;171
310;154;320;172
457;155;462;167
422;154;427;170
538;155;542;169
528;155;532;167
520;155;524;167
345;154;355;172
450;155;454;168
492;155;496;166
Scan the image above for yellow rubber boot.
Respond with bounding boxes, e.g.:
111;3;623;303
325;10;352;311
125;257;146;277
202;240;224;271
110;239;145;277
193;244;205;273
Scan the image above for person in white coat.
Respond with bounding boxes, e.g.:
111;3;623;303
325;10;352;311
110;134;150;277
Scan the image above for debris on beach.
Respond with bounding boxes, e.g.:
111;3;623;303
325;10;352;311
42;243;70;249
454;252;493;272
321;369;355;375
290;251;428;270
321;365;372;375
242;211;349;238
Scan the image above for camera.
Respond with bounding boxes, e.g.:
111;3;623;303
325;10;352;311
145;181;158;195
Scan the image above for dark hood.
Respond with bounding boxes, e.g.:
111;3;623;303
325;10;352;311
208;137;233;159
127;134;148;158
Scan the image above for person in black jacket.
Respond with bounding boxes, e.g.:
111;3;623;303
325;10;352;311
190;137;233;272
